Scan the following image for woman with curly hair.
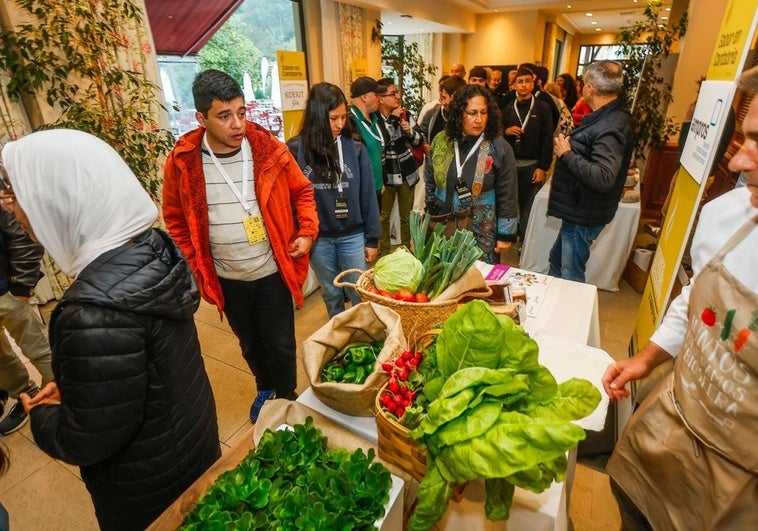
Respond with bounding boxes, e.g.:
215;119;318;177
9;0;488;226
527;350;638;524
424;84;518;263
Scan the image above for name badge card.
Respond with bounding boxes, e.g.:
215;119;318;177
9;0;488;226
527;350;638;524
456;182;472;205
335;197;349;219
243;214;268;244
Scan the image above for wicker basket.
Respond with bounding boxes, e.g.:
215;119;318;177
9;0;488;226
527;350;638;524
375;381;466;502
374;330;459;486
375;382;428;482
334;268;491;344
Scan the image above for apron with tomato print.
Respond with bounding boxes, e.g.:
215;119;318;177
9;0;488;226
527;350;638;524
607;214;758;531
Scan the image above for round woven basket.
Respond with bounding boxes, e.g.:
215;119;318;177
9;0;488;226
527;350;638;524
334;268;491;344
375;382;427;482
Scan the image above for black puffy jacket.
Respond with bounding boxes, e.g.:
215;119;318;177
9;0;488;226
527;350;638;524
30;229;220;530
547;98;635;226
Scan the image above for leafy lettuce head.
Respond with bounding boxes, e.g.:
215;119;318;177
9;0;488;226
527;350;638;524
435;301;538;377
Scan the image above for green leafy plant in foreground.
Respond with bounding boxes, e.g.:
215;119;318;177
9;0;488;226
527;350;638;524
182;417;392;530
407;301;601;530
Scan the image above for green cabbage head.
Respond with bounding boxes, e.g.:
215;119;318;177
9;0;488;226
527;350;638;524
373;247;425;293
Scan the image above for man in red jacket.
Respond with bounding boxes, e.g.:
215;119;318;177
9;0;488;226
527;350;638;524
162;69;318;422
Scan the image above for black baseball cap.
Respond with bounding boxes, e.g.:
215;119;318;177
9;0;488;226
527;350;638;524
350;76;388;98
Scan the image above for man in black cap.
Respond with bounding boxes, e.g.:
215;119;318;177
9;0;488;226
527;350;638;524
349;76;387;206
468;66;488;87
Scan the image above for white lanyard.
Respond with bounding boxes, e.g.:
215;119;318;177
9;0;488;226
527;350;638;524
352;107;384;147
454;134;484;181
203;133;252;214
335;137;345;194
513;95;535;130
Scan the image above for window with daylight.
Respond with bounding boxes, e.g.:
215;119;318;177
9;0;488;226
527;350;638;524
156;0;304;139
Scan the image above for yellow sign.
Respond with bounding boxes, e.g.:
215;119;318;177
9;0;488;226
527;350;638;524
631;0;758;353
352;58;368;79
632;167;701;349
707;0;758;80
276;50;308;141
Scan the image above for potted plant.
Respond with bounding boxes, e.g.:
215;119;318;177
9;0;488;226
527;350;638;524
616;0;688;163
381;34;438;118
0;0;174;201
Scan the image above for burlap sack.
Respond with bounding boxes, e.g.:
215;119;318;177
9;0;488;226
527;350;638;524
302;302;407;416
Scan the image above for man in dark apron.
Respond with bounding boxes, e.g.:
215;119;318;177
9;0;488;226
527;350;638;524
601;65;758;530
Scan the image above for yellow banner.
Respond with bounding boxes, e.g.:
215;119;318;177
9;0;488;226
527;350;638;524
632;167;701;349
276;50;308;141
707;0;758;80
631;0;758;352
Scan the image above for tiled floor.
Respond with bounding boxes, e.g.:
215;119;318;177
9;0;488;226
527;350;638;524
0;263;640;530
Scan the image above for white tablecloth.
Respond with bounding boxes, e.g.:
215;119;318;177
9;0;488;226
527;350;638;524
520;183;641;291
298;267;607;531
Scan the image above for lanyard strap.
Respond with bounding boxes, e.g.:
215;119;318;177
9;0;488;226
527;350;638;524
513;95;535;130
454;135;484;181
203;134;252;214
335;137;344;194
352;107;384;146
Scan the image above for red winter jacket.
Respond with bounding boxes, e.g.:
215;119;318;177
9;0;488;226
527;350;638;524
162;122;318;310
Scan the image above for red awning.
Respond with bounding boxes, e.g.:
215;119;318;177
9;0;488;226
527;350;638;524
144;0;245;56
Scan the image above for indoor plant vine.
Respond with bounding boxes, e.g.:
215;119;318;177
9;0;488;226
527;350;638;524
616;0;688;163
0;0;174;201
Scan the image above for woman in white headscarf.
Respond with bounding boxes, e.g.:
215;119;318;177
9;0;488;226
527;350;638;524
2;130;220;530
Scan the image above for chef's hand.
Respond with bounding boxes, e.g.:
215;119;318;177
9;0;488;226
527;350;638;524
602;342;672;400
21;382;61;412
533;168;546;184
365;247;378;264
554;134;572;158
288;236;313;258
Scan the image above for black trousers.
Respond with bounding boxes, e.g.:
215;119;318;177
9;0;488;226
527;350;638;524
609;478;654;531
516;162;543;241
219;272;297;398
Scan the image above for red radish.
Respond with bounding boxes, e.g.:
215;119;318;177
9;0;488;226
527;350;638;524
701;307;717;326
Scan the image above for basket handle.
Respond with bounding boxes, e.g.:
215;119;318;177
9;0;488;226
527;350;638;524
411;328;442;352
333;268;366;288
465;283;493;299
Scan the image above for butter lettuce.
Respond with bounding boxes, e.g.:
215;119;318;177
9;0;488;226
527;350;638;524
407;301;601;531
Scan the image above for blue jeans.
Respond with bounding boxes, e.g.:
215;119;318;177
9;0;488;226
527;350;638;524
310;232;368;318
548;221;605;283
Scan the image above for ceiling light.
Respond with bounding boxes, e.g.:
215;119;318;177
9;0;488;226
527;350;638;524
658;24;665;28
585;12;593;17
595;28;602;32
567;4;572;8
591;21;598;25
666;7;671;11
661;16;669;20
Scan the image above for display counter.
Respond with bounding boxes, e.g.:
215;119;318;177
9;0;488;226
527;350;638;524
298;266;613;531
520;183;641;292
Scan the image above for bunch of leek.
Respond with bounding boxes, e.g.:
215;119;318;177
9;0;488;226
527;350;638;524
409;211;483;300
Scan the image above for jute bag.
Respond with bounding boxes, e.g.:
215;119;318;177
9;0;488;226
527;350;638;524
302;302;407;416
